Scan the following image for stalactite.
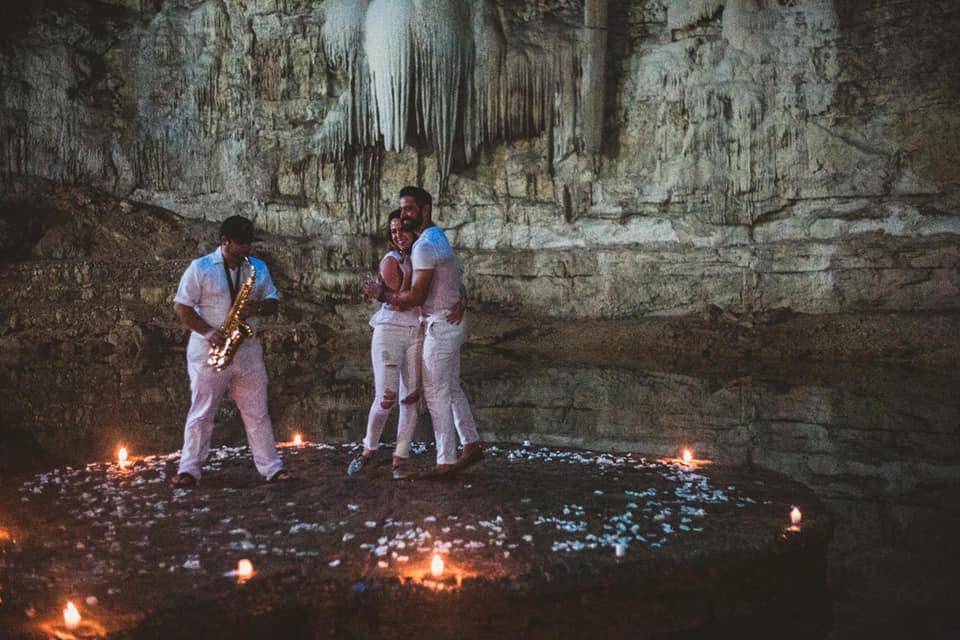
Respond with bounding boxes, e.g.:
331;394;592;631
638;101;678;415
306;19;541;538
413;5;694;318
465;1;504;162
552;44;580;163
668;0;726;32
355;56;379;148
133;135;171;191
364;0;414;153
332;147;383;234
411;0;471;189
316;93;349;162
580;0;607;156
314;0;599;206
321;0;373;148
322;0;366;68
413;0;474;190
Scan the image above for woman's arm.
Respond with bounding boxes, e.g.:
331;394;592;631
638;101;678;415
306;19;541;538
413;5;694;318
400;258;413;291
364;266;433;310
380;256;403;292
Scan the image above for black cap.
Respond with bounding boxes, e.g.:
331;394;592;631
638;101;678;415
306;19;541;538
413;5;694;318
219;215;258;243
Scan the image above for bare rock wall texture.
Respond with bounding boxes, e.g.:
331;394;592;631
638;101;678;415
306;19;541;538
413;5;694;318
1;0;959;320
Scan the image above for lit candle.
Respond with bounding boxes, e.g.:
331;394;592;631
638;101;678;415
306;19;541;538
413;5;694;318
681;449;693;465
237;558;254;579
293;434;303;446
63;601;81;630
790;507;802;525
430;553;444;578
117;447;129;467
614;543;625;557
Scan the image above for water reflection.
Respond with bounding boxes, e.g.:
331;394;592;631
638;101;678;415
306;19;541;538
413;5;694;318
1;347;958;638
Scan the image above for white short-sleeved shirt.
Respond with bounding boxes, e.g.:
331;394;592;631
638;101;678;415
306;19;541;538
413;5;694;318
174;248;279;348
410;225;462;316
370;251;420;327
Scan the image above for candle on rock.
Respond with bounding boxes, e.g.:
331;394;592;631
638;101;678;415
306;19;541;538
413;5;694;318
681;449;693;465
430;553;444;578
63;601;81;630
790;507;802;525
237;558;254;580
117;447;129;468
293;434;303;446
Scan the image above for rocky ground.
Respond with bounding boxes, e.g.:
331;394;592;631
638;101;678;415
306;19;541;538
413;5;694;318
0;441;830;639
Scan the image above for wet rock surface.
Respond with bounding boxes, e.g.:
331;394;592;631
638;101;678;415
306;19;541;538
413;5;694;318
0;442;830;639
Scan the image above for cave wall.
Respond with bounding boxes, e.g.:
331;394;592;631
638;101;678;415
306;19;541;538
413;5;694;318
1;0;958;322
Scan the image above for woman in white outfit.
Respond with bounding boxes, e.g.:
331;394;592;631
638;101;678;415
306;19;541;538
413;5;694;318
349;210;422;479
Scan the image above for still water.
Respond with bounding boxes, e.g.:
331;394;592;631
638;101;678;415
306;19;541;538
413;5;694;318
1;343;957;639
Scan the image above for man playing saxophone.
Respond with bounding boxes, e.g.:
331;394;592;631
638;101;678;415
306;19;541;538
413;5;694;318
170;215;292;487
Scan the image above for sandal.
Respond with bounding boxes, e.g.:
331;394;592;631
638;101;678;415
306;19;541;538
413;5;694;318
169;472;197;488
457;442;485;469
267;469;295;483
347;451;376;477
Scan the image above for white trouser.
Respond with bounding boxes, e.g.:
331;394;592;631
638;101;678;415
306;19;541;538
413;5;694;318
178;337;283;480
364;323;422;458
422;313;479;465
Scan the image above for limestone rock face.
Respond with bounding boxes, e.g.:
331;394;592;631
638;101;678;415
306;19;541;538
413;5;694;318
0;0;958;320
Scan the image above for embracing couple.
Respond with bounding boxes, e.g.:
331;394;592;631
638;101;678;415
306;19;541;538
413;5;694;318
353;186;483;480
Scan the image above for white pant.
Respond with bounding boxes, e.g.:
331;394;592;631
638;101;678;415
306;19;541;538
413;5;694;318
178;337;283;480
364;323;422;458
422;314;479;465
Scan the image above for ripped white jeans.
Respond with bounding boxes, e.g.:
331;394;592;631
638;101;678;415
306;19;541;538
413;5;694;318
364;323;422;458
422;314;479;465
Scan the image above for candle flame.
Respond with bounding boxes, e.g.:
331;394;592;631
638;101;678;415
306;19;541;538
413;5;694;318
63;601;81;629
293;434;303;446
790;507;802;525
681;449;693;464
117;447;128;466
237;558;254;578
430;553;444;578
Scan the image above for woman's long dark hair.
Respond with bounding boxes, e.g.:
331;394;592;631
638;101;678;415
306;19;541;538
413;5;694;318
386;209;402;252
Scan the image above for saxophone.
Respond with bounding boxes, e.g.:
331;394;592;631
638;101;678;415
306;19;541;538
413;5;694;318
207;258;256;371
